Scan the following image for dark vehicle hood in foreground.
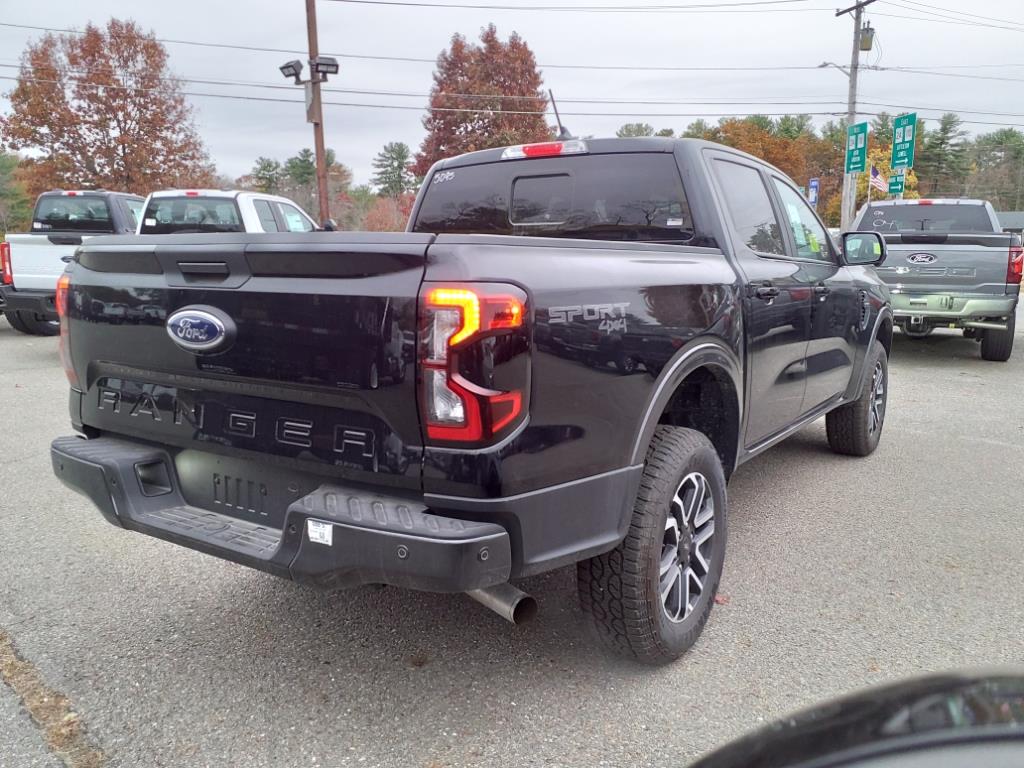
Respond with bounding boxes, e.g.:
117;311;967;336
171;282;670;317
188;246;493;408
690;671;1024;768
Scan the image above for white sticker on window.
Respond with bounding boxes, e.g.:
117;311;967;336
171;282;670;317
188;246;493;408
32;222;42;229
144;217;156;226
307;519;333;546
667;218;685;227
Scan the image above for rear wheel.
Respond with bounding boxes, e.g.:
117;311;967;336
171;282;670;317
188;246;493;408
826;340;888;457
980;314;1015;362
4;310;57;336
615;354;638;375
4;310;32;334
578;426;727;664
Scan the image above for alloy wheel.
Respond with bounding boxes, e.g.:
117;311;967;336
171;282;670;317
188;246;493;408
659;472;715;623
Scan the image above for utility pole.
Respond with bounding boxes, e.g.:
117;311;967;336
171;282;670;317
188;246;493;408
836;0;877;231
306;0;330;226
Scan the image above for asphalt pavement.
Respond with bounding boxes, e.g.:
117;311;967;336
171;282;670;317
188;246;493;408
1;309;1022;768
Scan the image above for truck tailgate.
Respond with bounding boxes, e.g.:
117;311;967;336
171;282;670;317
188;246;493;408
66;233;431;497
6;233;90;290
875;233;1014;295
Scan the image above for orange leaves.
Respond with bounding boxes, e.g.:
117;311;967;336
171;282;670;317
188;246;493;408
412;25;551;177
1;19;213;197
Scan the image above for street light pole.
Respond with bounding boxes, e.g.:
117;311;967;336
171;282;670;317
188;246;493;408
305;0;330;226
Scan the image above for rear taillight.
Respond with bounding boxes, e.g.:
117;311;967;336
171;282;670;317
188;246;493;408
1008;244;1023;285
56;273;78;387
419;284;528;444
1;242;12;285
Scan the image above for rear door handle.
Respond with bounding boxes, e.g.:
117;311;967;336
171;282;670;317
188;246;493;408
813;283;830;296
750;282;780;300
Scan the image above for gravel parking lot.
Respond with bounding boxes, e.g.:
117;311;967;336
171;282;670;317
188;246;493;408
2;309;1022;768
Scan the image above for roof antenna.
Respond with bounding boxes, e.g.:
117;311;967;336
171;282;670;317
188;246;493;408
548;89;572;139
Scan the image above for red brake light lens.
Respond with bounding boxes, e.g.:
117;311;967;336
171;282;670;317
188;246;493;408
56;273;78;387
419;284;528;444
500;139;588;161
1009;244;1023;285
1;242;12;285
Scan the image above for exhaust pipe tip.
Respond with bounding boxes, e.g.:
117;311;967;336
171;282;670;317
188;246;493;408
467;583;537;625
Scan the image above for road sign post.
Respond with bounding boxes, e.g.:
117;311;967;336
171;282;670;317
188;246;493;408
892;113;917;170
845;122;868;174
808;177;820;209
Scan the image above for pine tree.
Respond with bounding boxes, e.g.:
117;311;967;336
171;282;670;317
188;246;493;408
371;142;414;198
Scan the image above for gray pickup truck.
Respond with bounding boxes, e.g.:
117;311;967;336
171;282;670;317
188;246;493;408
852;198;1021;361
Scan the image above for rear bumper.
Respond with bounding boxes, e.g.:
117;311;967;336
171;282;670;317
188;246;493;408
0;286;57;318
51;435;513;592
51;434;641;591
891;292;1018;329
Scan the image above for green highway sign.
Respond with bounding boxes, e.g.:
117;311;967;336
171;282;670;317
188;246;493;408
846;122;868;173
888;173;905;196
892;113;917;169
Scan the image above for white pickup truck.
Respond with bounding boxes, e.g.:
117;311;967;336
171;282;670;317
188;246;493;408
1;190;143;335
137;190;318;234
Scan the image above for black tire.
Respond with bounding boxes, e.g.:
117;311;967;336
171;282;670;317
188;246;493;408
980;314;1015;362
615;354;638;375
826;340;888;457
4;310;57;336
578;426;727;665
4;310;33;334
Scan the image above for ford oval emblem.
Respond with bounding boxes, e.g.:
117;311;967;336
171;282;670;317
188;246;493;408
166;306;235;353
907;252;937;264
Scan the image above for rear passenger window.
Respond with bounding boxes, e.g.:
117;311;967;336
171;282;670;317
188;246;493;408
253;199;279;232
712;160;785;256
276;203;314;232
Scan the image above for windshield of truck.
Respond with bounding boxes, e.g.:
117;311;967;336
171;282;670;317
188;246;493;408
413;153;694;243
860;203;994;233
139;196;243;234
32;195;114;233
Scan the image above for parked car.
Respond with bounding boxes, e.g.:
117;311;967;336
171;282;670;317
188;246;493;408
51;138;892;664
137;189;317;234
0;189;143;335
852;198;1022;360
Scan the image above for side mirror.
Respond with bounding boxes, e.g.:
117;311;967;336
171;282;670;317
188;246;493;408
842;231;886;266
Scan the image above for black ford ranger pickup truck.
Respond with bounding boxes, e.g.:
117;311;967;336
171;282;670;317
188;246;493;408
51;138;892;664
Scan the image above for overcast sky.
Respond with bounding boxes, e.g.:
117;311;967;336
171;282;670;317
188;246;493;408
1;0;1022;186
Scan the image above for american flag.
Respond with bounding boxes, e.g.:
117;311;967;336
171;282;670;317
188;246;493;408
870;165;888;193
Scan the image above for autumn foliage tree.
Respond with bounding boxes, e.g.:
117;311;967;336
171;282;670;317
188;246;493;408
413;25;551;176
1;19;214;197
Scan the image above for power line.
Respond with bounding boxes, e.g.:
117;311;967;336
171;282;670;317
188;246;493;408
10;63;1024;117
7;73;1024;129
320;0;825;11
891;0;1024;28
871;9;1024;34
4;21;1024;76
881;1;1024;31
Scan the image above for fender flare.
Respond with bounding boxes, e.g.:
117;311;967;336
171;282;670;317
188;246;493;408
628;337;744;468
846;305;894;401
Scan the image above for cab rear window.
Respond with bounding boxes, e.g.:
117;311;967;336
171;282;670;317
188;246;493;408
140;197;242;234
860;204;995;233
32;195;114;233
413;154;694;243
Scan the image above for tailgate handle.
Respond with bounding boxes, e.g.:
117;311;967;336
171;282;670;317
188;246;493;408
177;261;230;277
